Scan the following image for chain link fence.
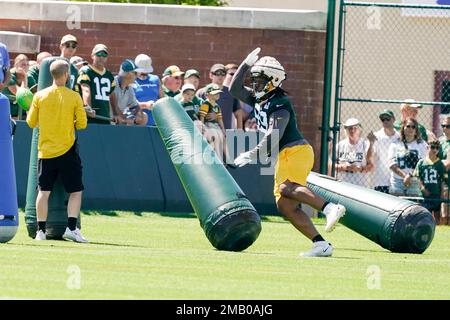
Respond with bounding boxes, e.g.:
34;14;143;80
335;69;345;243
330;1;450;222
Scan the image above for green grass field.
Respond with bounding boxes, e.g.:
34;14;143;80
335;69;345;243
1;211;449;300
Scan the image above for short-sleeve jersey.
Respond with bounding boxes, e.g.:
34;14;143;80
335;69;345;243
415;158;446;196
255;90;304;150
77;65;116;124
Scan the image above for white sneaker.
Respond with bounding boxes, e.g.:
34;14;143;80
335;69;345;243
35;230;46;240
323;203;346;232
300;241;333;257
63;227;88;243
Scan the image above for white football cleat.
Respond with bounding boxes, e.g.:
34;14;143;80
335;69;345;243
63;227;88;243
324;203;346;233
300;241;333;257
35;230;46;241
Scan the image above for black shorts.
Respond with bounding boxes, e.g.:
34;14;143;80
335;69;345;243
38;142;84;193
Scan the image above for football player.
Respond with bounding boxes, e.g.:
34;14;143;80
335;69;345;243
230;48;346;257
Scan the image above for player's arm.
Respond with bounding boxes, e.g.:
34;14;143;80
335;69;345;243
75;95;87;130
229;63;256;106
26;94;39;128
234;109;289;167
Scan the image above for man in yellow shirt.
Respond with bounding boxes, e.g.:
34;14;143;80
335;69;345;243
26;59;88;243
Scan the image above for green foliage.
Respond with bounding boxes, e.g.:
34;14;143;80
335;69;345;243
73;0;228;6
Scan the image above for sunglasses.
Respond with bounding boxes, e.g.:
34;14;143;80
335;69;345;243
431;146;440;150
380;117;392;122
213;71;226;76
405;125;416;129
442;124;450;129
95;52;108;57
64;42;77;49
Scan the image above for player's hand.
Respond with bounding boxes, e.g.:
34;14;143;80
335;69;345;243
234;151;254;168
244;48;261;66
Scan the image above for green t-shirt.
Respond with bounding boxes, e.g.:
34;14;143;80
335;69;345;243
163;86;179;97
175;93;202;121
415;158;447;197
68;63;79;92
394;119;428;142
1;68;36;117
77;65;116;124
255;90;304;150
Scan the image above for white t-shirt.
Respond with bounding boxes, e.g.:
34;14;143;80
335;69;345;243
373;129;400;187
388;139;428;184
337;137;370;187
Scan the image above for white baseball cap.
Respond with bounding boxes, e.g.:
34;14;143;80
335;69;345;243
135;54;153;73
402;98;422;109
181;83;196;93
343;118;361;128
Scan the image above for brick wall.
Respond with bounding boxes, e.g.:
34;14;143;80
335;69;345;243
1;19;326;170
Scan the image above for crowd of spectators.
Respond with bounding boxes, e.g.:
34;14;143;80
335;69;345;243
334;100;450;225
1;35;256;162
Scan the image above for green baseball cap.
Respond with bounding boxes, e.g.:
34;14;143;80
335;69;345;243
205;83;223;95
184;69;200;79
379;109;395;118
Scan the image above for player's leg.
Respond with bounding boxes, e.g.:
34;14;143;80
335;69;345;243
60;143;88;243
35;191;51;240
276;196;333;257
277;145;346;232
35;158;58;240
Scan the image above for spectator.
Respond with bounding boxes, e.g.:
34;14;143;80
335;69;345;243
132;54;163;126
179;83;203;133
388;118;428;196
161;65;184;97
27;51;51;92
183;69;201;90
198;83;228;162
113;59;148;126
0;42;10;91
394;99;436;142
60;34;80;91
414;140;447;224
197;63;242;130
70;56;88;71
2;54;31;119
369;109;400;194
175;69;203;120
438;116;450;225
78;44;120;124
26;59;88;242
336;118;374;187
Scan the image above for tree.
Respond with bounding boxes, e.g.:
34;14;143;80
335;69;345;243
76;0;227;6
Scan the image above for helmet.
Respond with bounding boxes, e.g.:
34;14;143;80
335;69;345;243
250;56;286;100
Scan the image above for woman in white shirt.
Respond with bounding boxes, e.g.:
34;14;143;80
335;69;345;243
336;118;374;187
388;118;428;196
